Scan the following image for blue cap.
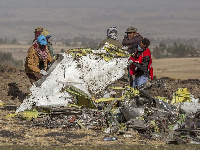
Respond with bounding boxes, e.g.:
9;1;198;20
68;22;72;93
46;35;51;38
37;35;47;45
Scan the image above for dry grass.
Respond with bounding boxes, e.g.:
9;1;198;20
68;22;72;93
153;57;200;80
0;44;76;61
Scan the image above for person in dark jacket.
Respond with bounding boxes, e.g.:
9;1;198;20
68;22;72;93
98;27;122;49
122;27;143;87
128;38;153;88
122;27;143;55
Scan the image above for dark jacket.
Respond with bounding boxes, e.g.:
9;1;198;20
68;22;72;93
122;33;143;54
98;38;122;49
132;49;150;78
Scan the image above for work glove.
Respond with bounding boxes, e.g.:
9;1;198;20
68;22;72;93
124;35;128;38
131;53;135;57
40;70;48;76
124;51;129;55
121;46;128;50
128;59;133;66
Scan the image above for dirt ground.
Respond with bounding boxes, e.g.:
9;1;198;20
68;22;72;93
0;57;200;149
153;57;200;80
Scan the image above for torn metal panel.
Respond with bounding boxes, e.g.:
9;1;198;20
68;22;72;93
17;53;127;113
121;105;144;121
174;102;200;114
34;53;65;87
154;98;174;112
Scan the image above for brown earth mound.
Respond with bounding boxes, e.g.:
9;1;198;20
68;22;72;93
0;64;32;105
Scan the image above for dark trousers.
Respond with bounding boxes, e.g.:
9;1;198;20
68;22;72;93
127;67;133;87
129;74;133;87
26;73;42;84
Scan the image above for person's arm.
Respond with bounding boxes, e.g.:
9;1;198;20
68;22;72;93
122;36;141;49
47;48;53;63
98;42;104;49
131;35;143;49
48;43;55;57
42;50;53;71
122;35;133;46
133;56;150;72
27;47;41;73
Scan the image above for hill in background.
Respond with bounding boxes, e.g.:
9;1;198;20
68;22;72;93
0;0;200;42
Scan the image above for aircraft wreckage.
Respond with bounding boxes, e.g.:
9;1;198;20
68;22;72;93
11;44;200;144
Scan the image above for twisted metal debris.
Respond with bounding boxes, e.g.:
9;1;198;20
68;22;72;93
13;46;200;144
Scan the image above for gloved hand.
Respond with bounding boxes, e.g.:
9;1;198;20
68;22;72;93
124;35;128;38
128;59;133;66
121;46;128;50
40;70;48;76
124;51;129;55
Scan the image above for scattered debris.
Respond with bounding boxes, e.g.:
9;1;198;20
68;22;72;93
1;48;200;145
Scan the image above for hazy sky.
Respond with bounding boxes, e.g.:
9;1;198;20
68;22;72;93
0;0;200;41
0;0;199;9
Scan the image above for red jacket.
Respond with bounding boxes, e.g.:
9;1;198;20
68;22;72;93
129;48;153;80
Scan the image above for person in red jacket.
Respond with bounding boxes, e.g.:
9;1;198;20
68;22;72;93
122;27;143;87
128;38;153;88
